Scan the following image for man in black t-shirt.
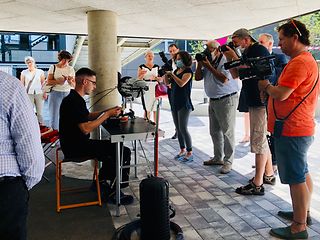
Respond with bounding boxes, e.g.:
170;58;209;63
59;67;133;205
224;28;275;196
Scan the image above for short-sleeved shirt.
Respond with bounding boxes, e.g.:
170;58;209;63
21;68;44;94
169;68;194;112
202;54;239;98
139;64;159;80
59;89;89;156
48;64;75;92
242;43;274;107
267;51;319;137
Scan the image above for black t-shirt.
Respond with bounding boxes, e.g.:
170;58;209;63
242;42;273;107
169;68;194;112
59;89;90;156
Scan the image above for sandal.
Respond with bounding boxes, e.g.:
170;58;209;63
248;175;276;185
235;182;265;195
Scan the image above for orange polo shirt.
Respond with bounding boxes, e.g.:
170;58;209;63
267;51;319;137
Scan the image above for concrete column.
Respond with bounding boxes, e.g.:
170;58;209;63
87;10;120;111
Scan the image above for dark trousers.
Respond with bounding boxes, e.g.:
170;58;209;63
0;177;29;240
64;140;131;188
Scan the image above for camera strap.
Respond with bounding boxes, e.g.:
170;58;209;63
213;53;223;69
273;71;319;121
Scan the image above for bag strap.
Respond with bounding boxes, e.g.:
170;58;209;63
273;70;319;121
26;71;37;93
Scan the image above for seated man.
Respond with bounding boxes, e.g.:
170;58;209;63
59;67;133;205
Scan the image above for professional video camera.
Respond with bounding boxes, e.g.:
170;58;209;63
158;51;173;77
224;55;275;80
195;47;212;62
220;42;235;52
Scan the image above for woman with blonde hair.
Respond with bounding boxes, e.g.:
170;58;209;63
20;56;46;124
137;50;160;121
46;50;75;130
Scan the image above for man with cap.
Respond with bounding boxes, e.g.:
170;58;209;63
195;40;239;174
223;28;276;195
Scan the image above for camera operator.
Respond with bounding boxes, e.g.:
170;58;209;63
195;40;239;174
223;28;275;195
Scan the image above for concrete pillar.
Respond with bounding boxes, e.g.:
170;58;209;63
87;10;120;111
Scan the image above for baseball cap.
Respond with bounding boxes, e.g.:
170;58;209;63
232;28;257;42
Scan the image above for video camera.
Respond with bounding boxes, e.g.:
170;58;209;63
224;55;275;80
158;51;173;77
195;48;212;62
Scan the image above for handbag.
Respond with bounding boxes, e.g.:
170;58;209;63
43;65;56;93
155;82;167;97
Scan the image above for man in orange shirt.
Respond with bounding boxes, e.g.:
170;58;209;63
259;19;319;239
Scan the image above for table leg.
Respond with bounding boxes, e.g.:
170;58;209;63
134;140;137;178
116;142;121;216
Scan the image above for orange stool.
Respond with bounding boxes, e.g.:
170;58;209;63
55;147;102;212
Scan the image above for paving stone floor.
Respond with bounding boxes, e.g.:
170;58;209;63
43;100;320;239
107;104;320;240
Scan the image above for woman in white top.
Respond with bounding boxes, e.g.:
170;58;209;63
137;50;160;121
20;56;46;124
46;50;75;130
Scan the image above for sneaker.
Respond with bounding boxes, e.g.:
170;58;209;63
270;226;308;239
235;182;265;195
181;154;193;163
278;211;313;226
174;152;185;160
220;163;232;174
249;175;276;185
203;158;224;166
108;191;134;205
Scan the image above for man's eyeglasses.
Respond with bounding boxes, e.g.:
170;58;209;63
86;79;96;85
290;19;302;37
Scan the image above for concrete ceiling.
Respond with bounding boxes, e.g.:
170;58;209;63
0;0;319;40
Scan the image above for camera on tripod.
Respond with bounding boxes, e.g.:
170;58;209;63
158;51;173;77
224;55;275;80
195;48;212;62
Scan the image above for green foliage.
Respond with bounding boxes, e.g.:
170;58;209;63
188;40;205;56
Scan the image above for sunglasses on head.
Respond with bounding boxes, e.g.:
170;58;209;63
290;19;302;37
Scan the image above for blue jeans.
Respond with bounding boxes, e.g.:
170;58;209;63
48;90;69;130
275;136;314;184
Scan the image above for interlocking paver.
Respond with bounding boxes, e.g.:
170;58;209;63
43;102;320;238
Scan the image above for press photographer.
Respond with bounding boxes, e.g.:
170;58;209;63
195;40;239;174
223;28;276;196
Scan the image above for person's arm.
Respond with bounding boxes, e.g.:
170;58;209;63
40;71;45;85
78;107;122;135
9;78;45;189
258;80;294;101
166;71;192;88
46;65;66;85
223;47;240;79
137;66;147;80
201;57;228;83
195;61;204;81
20;72;26;86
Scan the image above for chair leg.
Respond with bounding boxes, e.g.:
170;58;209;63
94;160;102;206
56;148;61;213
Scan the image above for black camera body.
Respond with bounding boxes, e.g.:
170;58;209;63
224;55;275;80
158;51;173;77
220;42;235;52
195;48;212;62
